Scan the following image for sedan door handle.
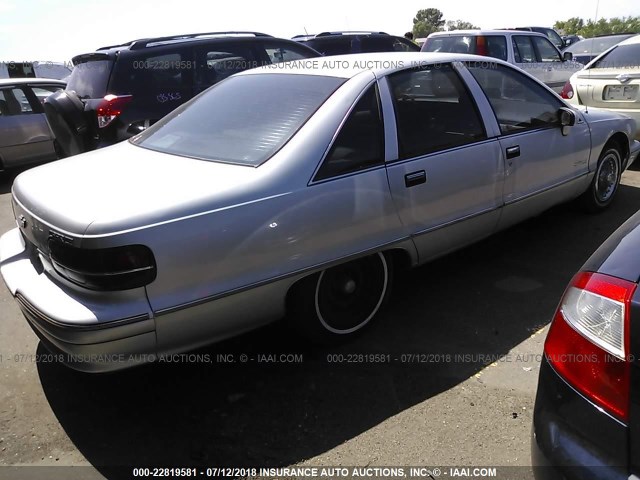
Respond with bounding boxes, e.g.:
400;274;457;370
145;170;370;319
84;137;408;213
506;146;520;159
405;170;426;188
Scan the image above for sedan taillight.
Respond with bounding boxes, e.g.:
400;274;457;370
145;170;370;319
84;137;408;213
560;81;574;100
544;271;636;422
49;242;156;291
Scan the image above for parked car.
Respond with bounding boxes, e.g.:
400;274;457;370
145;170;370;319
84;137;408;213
0;61;72;80
1;52;638;372
563;33;637;65
292;31;419;56
43;31;321;157
514;27;566;50
0;78;65;173
561;34;640;140
532;208;640;479
561;34;583;49
422;30;583;92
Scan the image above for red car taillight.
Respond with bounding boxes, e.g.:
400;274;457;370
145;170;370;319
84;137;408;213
96;94;133;128
560;81;574;100
544;271;636;422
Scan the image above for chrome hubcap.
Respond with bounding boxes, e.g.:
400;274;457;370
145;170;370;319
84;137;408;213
595;154;619;203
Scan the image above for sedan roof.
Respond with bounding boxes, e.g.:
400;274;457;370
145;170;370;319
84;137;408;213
239;52;505;79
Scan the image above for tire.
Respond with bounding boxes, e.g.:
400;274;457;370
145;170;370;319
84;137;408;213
580;144;622;213
287;252;392;344
43;90;88;157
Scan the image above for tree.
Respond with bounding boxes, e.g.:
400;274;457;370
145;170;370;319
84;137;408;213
446;20;479;31
553;15;640;38
413;8;446;38
553;17;584;35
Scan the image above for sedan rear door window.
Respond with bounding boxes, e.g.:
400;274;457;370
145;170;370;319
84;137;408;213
314;84;384;181
0;88;33;115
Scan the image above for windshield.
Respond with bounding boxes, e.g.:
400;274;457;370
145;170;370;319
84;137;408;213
591;43;640;69
66;59;112;98
567;35;634;56
537;28;563;49
133;73;346;166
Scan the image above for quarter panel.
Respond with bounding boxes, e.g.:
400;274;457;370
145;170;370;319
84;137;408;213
142;168;404;312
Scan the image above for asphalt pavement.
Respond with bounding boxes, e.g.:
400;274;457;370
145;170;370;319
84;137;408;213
1;164;640;480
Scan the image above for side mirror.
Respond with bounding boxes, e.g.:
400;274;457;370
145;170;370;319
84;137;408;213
563;51;573;62
559;107;576;136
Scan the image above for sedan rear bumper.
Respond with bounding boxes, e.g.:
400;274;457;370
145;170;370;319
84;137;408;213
0;228;157;372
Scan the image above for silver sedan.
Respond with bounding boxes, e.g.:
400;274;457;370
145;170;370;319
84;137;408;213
1;53;639;372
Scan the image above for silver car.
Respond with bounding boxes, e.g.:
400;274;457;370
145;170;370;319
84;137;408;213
0;78;65;172
1;53;639;372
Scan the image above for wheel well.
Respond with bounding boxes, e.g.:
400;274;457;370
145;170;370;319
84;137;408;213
606;133;629;165
383;248;413;271
285;248;413;305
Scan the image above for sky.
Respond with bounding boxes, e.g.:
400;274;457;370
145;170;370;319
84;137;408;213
1;0;639;63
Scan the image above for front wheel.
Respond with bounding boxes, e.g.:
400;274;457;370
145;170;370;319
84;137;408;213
580;144;622;212
287;252;392;344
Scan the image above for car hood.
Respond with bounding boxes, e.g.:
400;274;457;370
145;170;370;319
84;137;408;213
576;105;635;125
11;142;270;237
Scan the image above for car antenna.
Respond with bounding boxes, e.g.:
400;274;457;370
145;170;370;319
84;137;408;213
585;0;601;114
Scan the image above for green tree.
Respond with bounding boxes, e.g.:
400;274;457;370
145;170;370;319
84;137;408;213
446;20;479;31
554;15;640;38
413;8;446;38
554;17;584;35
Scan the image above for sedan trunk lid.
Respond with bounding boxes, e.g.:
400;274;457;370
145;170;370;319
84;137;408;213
575;68;640;110
11;141;265;240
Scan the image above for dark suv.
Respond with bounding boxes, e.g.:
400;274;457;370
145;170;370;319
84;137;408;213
45;31;320;156
292;31;419;56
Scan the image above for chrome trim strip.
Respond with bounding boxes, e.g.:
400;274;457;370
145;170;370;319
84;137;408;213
155;237;414;316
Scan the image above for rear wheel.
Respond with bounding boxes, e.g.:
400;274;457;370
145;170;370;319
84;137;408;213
287;252;392;343
580;144;622;212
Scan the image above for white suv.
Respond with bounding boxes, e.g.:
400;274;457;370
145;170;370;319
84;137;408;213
422;30;583;92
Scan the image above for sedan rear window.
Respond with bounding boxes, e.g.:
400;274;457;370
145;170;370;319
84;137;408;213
591;44;640;69
134;74;346;166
